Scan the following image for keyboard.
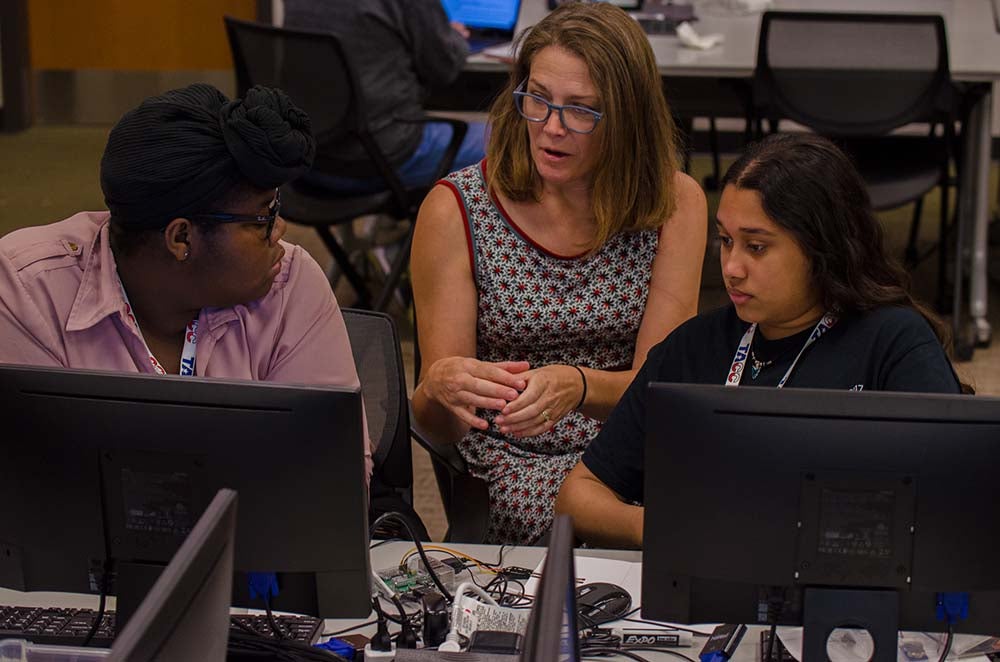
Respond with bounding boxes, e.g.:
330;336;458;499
467;35;509;54
0;605;323;648
635;16;680;36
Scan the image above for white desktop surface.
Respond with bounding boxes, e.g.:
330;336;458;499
472;0;1000;80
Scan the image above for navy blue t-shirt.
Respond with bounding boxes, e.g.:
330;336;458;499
581;305;962;504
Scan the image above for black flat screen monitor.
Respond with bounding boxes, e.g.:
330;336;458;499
0;364;371;623
109;489;237;662
521;514;580;662
642;384;1000;652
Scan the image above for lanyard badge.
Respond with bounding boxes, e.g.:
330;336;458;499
725;314;837;388
118;276;198;377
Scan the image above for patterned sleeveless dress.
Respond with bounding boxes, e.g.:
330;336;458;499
440;161;660;544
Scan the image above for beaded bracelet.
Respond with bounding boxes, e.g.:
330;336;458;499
572;365;588;410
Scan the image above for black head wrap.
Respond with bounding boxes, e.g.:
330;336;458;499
100;83;315;229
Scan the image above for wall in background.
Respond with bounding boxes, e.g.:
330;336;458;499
29;1;256;71
26;1;257;124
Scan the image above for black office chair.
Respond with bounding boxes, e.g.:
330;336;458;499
408;310;490;543
224;16;468;311
409;411;490;544
342;308;429;541
751;12;960;309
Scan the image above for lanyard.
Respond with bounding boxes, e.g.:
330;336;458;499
725;313;837;388
118;277;198;376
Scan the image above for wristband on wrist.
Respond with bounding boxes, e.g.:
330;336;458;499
572;365;587;410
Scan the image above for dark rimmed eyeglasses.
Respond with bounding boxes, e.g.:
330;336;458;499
190;189;281;241
512;80;603;134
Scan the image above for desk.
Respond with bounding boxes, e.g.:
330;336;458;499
328;542;999;661
442;0;1000;348
2;542;997;661
326;541;730;661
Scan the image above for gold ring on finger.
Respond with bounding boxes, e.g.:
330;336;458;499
541;408;552;423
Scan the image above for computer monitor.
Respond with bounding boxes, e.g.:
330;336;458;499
642;384;1000;662
521;514;580;662
0;364;371;626
441;0;521;31
108;489;237;662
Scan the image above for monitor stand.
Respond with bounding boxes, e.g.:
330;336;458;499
802;588;898;662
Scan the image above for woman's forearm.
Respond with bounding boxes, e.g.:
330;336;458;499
556;462;643;548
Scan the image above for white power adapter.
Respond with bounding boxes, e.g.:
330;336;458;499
363;642;396;660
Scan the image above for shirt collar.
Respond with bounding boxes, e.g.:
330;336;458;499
65;217;263;335
65;218;129;333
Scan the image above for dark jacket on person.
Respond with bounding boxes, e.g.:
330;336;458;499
283;0;469;171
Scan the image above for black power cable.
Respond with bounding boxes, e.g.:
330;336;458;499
82;559;113;647
581;646;654;662
765;624;778;662
320;619;377;638
583;645;698;662
227;630;352;661
938;626;955;662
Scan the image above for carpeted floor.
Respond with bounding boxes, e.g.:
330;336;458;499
2;126;999;540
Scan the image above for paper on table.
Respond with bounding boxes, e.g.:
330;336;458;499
525;554;717;634
676;22;724;50
481;41;517;61
453;593;530;638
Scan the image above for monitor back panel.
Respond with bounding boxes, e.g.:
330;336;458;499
641;384;1000;633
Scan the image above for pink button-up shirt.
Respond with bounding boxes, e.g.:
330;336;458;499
0;211;372;482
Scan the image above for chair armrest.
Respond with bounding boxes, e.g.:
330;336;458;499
408;399;469;476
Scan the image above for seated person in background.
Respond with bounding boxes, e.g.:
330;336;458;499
555;133;966;549
282;0;486;193
0;83;372;482
411;2;708;544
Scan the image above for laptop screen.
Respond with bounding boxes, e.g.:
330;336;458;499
442;0;521;31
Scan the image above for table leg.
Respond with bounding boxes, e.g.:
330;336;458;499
967;84;994;347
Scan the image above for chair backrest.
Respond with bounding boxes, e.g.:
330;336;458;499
223;16;393;179
341;308;412;495
754;12;952;136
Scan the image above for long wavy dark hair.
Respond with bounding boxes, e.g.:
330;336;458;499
721;133;952;349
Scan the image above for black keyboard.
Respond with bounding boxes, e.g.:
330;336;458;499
0;605;323;648
229;613;323;643
636;17;680;35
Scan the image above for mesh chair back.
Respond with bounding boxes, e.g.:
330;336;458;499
223;16;373;175
756;12;951;136
341;309;412;492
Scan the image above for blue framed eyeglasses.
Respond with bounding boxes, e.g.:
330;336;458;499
191;189;281;241
512;80;603;134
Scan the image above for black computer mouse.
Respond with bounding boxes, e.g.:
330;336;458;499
575;582;632;625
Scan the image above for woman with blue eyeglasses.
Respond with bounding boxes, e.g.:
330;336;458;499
411;3;707;544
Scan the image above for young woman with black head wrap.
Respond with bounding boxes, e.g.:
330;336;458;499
0;83;372;482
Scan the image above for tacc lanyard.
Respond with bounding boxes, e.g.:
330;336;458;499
118;277;198;376
725;314;837;388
